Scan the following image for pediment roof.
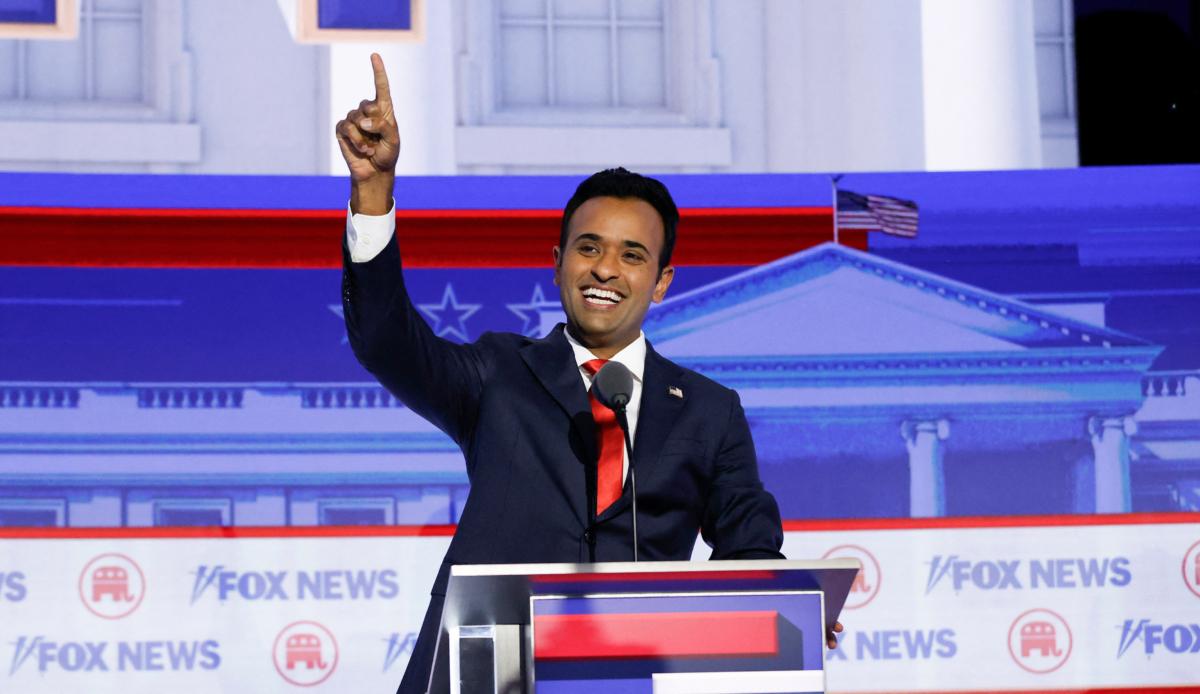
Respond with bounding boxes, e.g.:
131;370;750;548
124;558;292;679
645;242;1153;359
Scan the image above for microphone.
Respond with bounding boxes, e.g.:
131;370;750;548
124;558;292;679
592;361;633;410
591;361;639;562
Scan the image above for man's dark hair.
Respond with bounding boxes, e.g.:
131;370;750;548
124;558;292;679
559;167;679;272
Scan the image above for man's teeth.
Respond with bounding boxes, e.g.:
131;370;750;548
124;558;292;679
583;288;622;304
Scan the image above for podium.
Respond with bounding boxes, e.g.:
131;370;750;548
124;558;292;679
429;559;859;693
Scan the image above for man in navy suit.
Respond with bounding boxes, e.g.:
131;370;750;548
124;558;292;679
338;54;809;693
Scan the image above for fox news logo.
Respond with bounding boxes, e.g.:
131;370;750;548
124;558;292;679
273;621;338;687
1184;539;1200;599
826;628;956;662
925;554;1130;594
821;545;880;609
78;554;145;619
383;632;418;672
189;565;399;604
0;571;26;602
1007;608;1072;674
8;637;219;675
1117;620;1200;657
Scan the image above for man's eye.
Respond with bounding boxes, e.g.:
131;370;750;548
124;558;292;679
578;244;598;254
624;252;645;262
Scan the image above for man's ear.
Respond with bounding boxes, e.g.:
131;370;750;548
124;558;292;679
552;246;561;285
652;265;675;303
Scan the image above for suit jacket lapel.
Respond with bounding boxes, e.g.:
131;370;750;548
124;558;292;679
598;341;686;520
519;325;598;475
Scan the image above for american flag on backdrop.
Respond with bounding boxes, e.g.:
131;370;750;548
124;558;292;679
836;189;919;238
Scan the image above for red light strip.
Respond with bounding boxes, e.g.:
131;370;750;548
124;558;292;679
1;512;1197;539
0;524;457;539
0;205;850;268
2;509;1200;540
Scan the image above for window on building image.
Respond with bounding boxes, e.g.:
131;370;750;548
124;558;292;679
457;0;726;172
0;499;66;527
497;0;667;112
153;499;232;526
318;498;394;526
1033;0;1076;122
0;0;145;105
460;0;726;128
1032;0;1079;165
0;0;195;173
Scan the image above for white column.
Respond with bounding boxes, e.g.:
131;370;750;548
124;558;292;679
902;419;950;517
1089;416;1136;513
920;0;1042;170
761;0;807;172
763;0;926;172
326;1;457;176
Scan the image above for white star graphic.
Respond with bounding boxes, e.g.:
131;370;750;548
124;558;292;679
417;284;482;342
506;284;565;337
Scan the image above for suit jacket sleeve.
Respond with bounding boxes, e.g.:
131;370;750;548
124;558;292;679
700;390;786;560
341;232;488;448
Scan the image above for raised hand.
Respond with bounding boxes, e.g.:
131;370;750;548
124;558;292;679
336;53;401;214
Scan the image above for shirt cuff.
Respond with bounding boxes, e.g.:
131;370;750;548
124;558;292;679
346;201;396;263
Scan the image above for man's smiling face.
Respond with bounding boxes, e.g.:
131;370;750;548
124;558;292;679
553;196;675;359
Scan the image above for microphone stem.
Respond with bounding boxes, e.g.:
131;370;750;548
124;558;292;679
615;407;637;562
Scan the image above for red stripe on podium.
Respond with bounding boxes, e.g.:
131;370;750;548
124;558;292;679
533;610;778;660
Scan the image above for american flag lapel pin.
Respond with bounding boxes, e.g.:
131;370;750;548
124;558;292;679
668;386;683;399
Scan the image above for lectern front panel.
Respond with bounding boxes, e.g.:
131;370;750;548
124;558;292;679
529;591;824;693
440;560;857;693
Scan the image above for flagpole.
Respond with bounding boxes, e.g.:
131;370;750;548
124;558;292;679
831;174;843;245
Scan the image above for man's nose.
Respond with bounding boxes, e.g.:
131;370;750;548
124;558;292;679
590;249;619;281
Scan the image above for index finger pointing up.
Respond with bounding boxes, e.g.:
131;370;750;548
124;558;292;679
370;53;392;106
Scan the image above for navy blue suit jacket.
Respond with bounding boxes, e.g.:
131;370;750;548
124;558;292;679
342;234;784;692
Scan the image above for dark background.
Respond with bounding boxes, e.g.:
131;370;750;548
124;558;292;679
1075;0;1200;164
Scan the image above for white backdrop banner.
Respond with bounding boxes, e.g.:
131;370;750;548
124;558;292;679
782;517;1200;692
1;516;1198;692
0;533;451;692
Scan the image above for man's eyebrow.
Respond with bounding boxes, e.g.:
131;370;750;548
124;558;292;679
571;233;651;254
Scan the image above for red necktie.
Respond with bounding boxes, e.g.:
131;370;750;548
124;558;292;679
582;358;624;514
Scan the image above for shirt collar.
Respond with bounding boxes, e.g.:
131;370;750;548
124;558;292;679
564;326;646;383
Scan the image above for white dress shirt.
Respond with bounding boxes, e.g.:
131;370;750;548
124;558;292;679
346;202;396;263
565;327;645;484
346;204;645;483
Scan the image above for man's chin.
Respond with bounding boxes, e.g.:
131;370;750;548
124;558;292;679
568;320;617;343
569;321;642;352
